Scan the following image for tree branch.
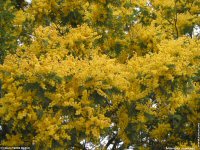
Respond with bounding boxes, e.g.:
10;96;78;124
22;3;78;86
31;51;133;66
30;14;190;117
174;2;179;39
105;133;118;149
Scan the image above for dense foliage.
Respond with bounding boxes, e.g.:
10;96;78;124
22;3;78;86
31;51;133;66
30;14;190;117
0;0;199;149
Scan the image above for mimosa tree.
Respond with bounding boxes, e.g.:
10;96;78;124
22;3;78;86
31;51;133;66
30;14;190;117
0;0;199;149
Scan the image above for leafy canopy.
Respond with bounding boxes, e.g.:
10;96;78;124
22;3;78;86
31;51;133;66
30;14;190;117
0;0;199;149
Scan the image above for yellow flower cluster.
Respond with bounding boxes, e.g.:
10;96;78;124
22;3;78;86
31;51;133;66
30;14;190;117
150;123;172;140
0;0;199;148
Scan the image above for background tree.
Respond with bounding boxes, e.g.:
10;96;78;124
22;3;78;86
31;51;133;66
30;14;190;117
0;0;200;149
